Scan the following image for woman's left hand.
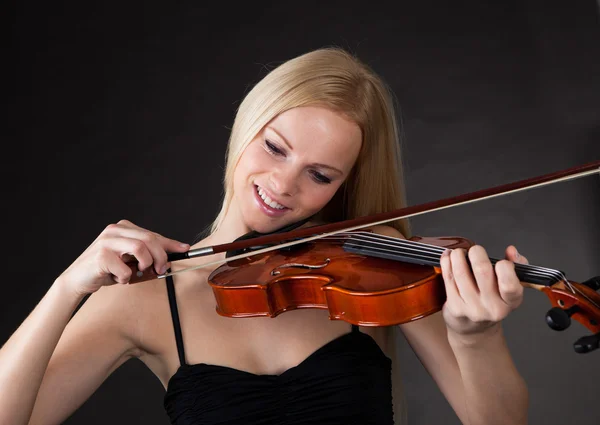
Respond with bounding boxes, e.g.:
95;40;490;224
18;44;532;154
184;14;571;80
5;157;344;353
440;245;529;339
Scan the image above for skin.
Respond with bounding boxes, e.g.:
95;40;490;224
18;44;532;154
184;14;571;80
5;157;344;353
0;105;528;425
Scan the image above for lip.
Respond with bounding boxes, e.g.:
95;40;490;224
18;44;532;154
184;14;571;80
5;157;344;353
253;184;290;217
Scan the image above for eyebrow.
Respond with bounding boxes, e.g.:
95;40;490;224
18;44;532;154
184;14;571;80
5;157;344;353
266;126;344;175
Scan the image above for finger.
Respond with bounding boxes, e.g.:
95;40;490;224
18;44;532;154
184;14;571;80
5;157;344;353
468;245;500;299
159;235;191;253
105;222;190;251
102;226;189;273
495;259;524;309
95;246;138;284
116;218;139;228
505;245;528;265
450;248;480;304
440;249;463;303
99;236;155;273
142;234;190;274
104;224;190;253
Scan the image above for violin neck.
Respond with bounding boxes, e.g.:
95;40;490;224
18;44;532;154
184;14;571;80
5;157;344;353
341;232;563;288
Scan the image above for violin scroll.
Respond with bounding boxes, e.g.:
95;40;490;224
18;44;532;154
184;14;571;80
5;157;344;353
540;276;600;353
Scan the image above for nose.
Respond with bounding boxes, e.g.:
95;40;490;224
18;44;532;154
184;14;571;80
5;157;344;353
269;165;299;197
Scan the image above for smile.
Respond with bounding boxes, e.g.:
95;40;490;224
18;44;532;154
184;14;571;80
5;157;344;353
253;185;290;216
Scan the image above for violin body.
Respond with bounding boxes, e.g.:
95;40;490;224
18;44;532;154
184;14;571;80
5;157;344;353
208;235;473;326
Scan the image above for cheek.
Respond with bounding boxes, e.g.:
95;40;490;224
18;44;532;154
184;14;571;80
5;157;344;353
233;146;262;186
239;144;267;174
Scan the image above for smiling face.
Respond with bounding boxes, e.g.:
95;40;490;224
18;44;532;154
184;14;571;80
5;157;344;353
230;105;363;234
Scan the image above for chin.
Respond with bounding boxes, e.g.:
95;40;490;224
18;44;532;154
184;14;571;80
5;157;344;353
243;212;306;235
245;219;289;235
240;192;293;235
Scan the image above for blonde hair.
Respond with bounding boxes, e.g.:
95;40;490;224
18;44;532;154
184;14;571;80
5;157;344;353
210;46;411;424
209;46;411;239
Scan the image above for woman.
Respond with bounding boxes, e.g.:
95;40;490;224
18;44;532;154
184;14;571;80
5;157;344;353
0;47;529;425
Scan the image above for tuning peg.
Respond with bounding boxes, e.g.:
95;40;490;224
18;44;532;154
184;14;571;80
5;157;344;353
545;306;579;331
573;333;600;353
581;276;600;291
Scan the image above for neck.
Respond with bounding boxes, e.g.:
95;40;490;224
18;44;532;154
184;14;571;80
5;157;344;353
193;202;252;250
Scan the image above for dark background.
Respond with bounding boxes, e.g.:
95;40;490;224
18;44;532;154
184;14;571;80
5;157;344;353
6;1;600;424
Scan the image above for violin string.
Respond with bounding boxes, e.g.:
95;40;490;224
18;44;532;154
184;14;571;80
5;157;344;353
322;231;566;286
339;237;600;309
351;232;569;287
555;271;599;309
337;232;600;310
349;233;600;309
338;231;564;281
341;240;561;284
323;231;560;277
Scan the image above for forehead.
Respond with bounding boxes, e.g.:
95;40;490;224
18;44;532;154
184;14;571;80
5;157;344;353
265;106;362;169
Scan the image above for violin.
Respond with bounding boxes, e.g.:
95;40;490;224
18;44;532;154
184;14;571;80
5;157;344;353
127;160;600;353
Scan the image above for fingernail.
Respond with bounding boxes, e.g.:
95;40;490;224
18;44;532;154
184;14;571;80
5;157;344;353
180;243;190;248
515;248;520;259
160;265;168;274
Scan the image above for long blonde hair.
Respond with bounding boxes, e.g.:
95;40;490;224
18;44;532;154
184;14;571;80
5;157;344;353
210;46;411;238
210;46;411;424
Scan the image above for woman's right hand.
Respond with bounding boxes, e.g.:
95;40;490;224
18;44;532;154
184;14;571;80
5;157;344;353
56;219;190;297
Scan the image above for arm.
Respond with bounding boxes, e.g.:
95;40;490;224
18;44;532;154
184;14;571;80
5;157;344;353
400;311;528;425
0;220;189;425
436;244;528;425
0;280;86;425
0;280;141;425
369;225;528;424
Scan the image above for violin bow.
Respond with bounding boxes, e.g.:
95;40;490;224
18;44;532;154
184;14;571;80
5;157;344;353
135;159;600;277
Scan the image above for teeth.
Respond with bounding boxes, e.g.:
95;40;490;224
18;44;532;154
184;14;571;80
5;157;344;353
256;186;286;210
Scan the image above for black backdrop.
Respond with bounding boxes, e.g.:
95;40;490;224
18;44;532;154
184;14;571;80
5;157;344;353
6;1;600;424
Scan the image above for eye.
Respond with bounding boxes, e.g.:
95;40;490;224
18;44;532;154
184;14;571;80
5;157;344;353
310;170;332;184
265;140;284;156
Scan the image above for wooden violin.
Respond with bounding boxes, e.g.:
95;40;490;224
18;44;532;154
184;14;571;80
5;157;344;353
127;160;600;353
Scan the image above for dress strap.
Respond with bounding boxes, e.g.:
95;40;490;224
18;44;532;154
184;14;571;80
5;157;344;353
165;272;187;366
351;324;360;333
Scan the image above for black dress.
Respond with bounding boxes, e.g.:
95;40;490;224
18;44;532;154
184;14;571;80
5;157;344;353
163;275;394;425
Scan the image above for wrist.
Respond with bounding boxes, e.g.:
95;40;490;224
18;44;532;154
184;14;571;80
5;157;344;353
52;276;88;306
447;322;504;350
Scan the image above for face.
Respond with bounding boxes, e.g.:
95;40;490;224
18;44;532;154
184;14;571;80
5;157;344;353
231;105;363;234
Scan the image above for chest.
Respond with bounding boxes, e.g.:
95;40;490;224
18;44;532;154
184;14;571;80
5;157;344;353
140;270;390;386
181;285;386;371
